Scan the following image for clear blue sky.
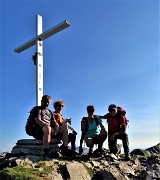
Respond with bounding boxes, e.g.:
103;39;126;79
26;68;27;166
0;0;159;152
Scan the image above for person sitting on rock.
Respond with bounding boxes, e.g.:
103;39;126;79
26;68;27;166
52;100;78;156
32;95;58;158
80;105;107;157
100;104;130;160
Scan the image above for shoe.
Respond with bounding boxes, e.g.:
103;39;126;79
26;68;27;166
124;155;130;161
93;148;103;157
43;151;53;159
72;150;79;156
50;151;62;158
61;146;72;157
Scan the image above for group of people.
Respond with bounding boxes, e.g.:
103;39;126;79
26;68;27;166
30;95;130;160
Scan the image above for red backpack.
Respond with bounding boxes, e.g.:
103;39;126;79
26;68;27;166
117;106;129;127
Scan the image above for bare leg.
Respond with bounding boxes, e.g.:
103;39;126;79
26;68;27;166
42;125;51;149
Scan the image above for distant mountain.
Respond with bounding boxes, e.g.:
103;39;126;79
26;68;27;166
69;146;88;153
145;143;160;154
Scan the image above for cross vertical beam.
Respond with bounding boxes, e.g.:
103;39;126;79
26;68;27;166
14;15;70;106
36;15;43;105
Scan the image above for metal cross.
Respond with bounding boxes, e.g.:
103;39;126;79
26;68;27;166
14;14;70;105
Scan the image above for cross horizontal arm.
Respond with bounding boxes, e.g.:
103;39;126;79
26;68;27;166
14;20;70;53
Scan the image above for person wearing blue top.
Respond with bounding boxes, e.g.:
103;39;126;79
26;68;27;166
81;105;107;156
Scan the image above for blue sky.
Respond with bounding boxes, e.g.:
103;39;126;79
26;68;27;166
0;0;159;152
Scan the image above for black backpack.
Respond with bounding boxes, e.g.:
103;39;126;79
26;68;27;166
81;115;99;134
25;106;41;136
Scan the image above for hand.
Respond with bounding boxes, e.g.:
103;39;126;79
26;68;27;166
100;129;106;136
67;118;72;125
51;128;57;136
73;130;77;135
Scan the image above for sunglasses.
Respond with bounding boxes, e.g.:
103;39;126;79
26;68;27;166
59;104;64;108
109;109;116;112
87;109;94;112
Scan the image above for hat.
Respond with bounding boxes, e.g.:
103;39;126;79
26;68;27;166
108;104;117;112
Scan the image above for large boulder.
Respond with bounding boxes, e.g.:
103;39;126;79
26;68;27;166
11;139;61;156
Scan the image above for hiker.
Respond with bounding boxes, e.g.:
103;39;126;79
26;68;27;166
53;100;78;155
32;95;57;158
101;104;130;160
80;105;107;156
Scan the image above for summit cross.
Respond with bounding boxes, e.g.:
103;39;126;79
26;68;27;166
14;14;70;105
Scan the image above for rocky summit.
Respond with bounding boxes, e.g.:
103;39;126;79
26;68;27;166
0;142;159;180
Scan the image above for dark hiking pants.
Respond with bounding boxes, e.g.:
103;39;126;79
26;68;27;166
108;132;129;156
68;133;76;151
58;133;77;151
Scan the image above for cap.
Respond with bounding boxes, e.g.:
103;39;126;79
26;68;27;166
108;104;117;112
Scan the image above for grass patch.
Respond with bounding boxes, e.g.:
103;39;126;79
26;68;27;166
82;163;95;177
0;166;37;180
0;164;53;180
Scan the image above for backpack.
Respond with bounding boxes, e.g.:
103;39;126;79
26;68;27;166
81;115;99;134
79;115;99;152
117;106;129;127
25;106;41;136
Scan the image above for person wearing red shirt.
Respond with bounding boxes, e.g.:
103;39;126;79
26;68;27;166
101;104;130;160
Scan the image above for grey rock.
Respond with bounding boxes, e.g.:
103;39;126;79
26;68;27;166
146;143;160;154
119;162;135;175
66;162;91;180
11;139;60;155
0;143;160;180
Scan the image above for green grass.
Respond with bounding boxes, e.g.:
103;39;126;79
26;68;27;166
82;163;95;177
0;163;54;180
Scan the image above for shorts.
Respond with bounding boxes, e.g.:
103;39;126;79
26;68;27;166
85;135;99;144
33;126;44;140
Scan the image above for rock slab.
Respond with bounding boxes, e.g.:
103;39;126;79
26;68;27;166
11;139;60;155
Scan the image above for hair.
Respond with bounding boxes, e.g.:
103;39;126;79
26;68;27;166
42;95;51;101
86;105;95;112
53;100;65;109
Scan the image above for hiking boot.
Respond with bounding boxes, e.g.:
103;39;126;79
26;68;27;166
61;146;72;157
50;151;62;158
93;148;103;157
43;150;52;159
124;154;130;161
87;148;93;159
72;150;79;156
43;148;57;159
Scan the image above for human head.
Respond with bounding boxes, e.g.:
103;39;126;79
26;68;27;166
108;104;117;116
87;105;95;115
41;95;52;107
53;100;65;111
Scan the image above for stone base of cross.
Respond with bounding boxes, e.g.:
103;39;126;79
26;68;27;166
14;15;70;105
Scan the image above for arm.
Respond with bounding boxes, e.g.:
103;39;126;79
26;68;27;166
117;122;127;134
67;124;77;134
35;117;49;127
99;122;106;131
110;116;127;140
99;113;109;119
99;122;107;137
97;116;107;136
62;118;72;125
